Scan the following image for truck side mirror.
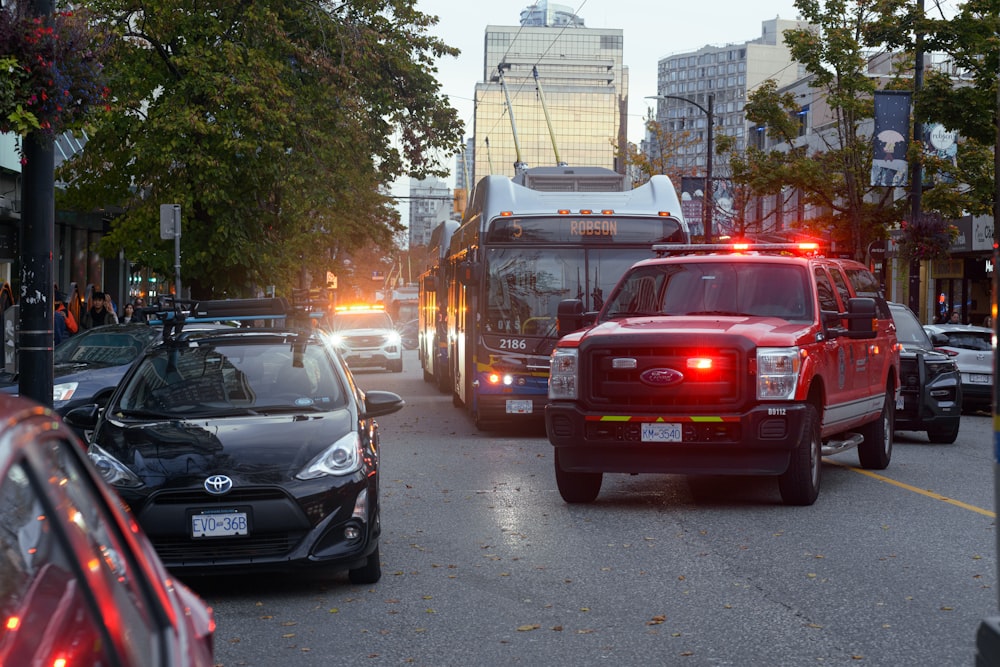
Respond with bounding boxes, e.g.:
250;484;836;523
557;299;594;338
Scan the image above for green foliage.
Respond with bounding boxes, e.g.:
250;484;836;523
56;0;464;298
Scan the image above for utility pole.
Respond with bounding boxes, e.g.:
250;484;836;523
907;0;925;319
18;0;56;406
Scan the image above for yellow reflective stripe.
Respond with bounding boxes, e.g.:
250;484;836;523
599;416;631;422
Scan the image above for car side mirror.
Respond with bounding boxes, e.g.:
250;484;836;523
64;404;100;430
362;390;405;419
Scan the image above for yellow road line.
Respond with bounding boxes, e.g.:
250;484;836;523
826;459;996;518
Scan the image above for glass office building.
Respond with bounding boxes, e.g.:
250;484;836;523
473;17;627;181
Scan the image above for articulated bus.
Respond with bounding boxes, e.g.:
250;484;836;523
442;166;689;429
418;220;460;392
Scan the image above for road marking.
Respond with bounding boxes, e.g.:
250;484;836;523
826;459;996;518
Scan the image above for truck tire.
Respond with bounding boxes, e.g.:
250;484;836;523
554;449;602;503
778;404;821;506
927;419;960;444
858;388;894;469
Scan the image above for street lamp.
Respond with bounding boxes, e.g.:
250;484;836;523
646;93;715;242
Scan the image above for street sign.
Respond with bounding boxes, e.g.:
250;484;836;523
160;204;180;240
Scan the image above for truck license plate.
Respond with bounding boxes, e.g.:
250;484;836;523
641;422;682;442
969;374;991;384
192;511;248;538
506;399;532;414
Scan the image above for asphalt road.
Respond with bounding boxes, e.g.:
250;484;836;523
196;349;999;666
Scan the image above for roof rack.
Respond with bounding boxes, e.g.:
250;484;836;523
651;242;823;258
146;297;295;342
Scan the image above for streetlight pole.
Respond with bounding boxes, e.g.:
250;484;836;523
646;93;715;242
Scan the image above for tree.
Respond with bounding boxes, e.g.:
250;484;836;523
57;0;464;298
866;0;999;219
733;0;906;259
619;110;698;187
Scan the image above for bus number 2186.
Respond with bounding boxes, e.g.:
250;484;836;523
499;338;527;350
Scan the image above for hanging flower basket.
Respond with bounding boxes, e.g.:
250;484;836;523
0;5;110;150
895;212;959;262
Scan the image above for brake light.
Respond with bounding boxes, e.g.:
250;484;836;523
686;358;713;370
5;615;19;630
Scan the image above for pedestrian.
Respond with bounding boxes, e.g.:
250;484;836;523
81;290;119;329
984;315;993;328
54;298;68;346
948;311;961;324
131;297;148;323
121;303;137;324
54;291;78;338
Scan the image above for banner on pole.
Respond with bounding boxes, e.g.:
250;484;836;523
871;91;911;187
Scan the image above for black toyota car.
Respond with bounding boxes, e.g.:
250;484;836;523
65;299;404;583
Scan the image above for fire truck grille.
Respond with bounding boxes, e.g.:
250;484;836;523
584;345;745;410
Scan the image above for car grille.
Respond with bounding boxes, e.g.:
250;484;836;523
152;532;304;562
583;344;745;410
344;334;387;347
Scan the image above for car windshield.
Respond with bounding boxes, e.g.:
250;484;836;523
892;306;932;347
115;340;346;415
940;331;993;351
329;312;392;331
601;262;813;321
54;326;159;367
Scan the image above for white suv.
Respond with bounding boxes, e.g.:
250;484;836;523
327;307;403;372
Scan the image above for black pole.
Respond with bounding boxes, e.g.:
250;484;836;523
705;93;714;243
907;0;925;319
18;0;56;406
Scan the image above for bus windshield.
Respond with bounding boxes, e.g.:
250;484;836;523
484;247;651;336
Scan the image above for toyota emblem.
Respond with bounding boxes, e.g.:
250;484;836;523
204;474;234;495
640;367;684;387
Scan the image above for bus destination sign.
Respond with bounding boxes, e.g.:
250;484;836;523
487;216;685;244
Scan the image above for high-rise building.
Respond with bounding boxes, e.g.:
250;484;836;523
407;177;453;249
472;4;627;182
651;18;809;173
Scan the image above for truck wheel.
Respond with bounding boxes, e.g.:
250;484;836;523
858;388;893;469
927;419;960;444
554;449;602;503
778;404;821;506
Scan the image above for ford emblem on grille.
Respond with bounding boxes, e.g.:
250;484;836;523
640;368;684;386
204;474;234;495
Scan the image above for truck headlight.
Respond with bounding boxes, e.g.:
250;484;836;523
549;348;579;400
756;347;801;400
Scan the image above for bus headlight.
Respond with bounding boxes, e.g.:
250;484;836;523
548;348;579;400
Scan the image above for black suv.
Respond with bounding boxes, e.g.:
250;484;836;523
888;302;962;443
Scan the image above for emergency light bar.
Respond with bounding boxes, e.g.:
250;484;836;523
652;242;822;258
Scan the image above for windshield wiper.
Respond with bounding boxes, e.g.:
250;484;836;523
606;310;661;319
684;310;752;317
254;403;326;414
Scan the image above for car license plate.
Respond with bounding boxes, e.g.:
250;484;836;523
969;374;991;384
641;422;682;442
192;511;248;538
506;399;532;414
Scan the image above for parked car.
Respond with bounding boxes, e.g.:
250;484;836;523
0;323;160;415
888;302;963;443
66;299;405;583
923;323;994;412
0;392;215;666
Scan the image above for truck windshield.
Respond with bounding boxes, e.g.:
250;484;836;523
601;262;813;321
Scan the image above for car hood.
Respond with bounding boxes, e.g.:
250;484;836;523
575;316;814;347
97;408;355;488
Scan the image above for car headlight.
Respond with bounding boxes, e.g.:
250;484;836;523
296;431;362;479
387;331;402;345
87;443;143;488
756;347;801;400
53;381;78;403
549;348;579;400
328;333;345;347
